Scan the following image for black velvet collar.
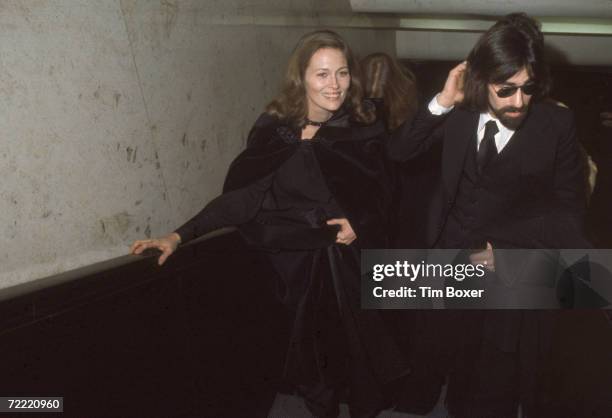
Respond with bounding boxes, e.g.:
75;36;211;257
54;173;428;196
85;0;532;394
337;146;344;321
275;104;354;144
321;104;351;128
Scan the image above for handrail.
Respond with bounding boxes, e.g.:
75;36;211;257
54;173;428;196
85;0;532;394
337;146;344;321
0;228;241;336
0;228;236;303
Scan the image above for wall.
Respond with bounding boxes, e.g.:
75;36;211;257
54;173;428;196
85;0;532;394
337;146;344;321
396;31;612;66
0;0;395;289
351;0;612;18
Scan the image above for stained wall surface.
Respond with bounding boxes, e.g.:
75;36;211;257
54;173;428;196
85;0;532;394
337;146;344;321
0;0;395;288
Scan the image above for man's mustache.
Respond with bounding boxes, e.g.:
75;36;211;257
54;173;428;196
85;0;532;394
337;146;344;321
500;106;528;115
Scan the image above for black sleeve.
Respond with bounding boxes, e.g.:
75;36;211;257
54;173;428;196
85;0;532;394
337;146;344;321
536;110;590;248
385;105;448;162
174;173;273;244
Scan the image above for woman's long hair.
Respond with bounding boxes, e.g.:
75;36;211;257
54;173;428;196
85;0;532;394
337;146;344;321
266;30;375;127
361;53;419;131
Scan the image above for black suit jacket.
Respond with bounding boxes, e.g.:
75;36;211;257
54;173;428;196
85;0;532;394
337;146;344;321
389;101;589;249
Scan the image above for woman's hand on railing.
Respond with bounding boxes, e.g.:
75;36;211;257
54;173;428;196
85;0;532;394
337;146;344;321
327;218;357;245
129;232;182;265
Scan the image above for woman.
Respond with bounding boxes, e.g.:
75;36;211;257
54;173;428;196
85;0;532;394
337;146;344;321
130;30;409;417
360;52;437;253
361;52;418;132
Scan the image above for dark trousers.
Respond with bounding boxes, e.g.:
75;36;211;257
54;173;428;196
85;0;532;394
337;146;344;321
446;339;520;418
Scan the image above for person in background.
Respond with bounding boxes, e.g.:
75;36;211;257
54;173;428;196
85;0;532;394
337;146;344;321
361;53;447;415
361;52;418;132
587;110;612;247
360;52;438;252
131;30;409;418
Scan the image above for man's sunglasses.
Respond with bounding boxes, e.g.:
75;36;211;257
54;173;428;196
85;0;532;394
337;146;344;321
495;82;538;98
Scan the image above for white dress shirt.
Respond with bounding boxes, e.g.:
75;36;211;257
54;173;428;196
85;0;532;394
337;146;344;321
428;94;516;152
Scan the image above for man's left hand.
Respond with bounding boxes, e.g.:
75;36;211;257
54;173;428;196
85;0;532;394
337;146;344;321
469;242;495;272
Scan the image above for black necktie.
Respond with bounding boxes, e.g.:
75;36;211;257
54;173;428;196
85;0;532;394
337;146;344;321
477;120;499;175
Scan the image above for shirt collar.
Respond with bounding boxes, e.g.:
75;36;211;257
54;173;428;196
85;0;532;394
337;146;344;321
477;112;516;150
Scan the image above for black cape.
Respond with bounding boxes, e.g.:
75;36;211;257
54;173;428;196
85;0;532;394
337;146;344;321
189;104;410;416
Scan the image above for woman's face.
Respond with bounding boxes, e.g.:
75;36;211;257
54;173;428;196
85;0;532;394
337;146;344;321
304;47;350;121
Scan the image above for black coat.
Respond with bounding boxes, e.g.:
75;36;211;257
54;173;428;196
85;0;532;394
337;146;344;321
224;106;397;250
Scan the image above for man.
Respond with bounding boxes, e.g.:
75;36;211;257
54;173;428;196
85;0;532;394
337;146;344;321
391;14;587;252
389;13;590;418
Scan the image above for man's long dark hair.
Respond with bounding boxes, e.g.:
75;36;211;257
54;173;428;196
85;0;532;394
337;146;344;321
462;13;552;112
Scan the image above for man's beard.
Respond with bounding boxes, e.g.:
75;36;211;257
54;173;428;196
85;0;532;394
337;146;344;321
491;105;529;130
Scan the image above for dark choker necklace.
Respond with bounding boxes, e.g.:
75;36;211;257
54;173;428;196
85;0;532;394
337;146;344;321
304;118;326;128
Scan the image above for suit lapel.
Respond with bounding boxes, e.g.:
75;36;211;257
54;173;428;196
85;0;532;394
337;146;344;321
495;107;549;172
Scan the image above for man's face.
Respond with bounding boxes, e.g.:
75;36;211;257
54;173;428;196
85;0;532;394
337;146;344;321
487;67;534;130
